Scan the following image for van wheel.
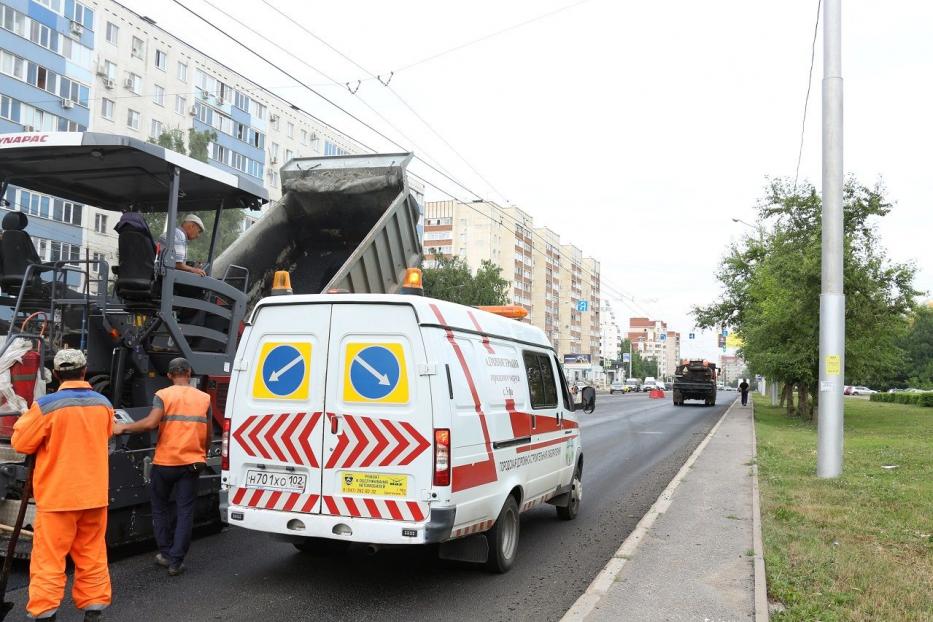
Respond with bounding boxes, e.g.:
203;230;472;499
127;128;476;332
557;468;582;521
293;537;350;556
484;496;520;573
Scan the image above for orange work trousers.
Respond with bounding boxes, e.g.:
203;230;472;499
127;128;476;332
27;507;111;619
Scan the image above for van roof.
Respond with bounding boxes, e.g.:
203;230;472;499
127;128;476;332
251;294;552;349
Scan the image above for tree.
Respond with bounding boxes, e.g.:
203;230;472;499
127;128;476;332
693;177;917;418
898;305;933;389
618;338;659;380
145;129;243;260
422;255;509;305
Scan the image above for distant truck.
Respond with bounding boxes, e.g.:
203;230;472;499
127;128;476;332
672;360;717;406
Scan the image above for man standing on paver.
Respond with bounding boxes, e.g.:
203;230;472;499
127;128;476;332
112;358;212;576
739;378;750;406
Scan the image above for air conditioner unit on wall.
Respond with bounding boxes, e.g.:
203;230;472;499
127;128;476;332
123;78;135;89
96;65;107;77
189;105;198;116
103;78;115;89
269;114;279;123
23;125;35;132
70;21;84;36
61;99;74;109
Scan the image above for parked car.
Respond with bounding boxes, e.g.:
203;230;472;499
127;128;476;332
624;379;642;392
655;381;666;390
851;386;876;395
610;381;625;394
843;385;854;395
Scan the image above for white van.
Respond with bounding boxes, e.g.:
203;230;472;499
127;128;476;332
220;291;587;572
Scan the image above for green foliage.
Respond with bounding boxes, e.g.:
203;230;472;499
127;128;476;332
694;177;918;414
422;255;509;306
898;306;933;389
143;129;242;261
872;391;933;407
618;338;659;379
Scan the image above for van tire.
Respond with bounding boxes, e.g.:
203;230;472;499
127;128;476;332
557;467;582;521
293;537;350;556
484;496;520;573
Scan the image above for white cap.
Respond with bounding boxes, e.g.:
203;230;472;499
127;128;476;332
182;214;205;232
53;348;86;370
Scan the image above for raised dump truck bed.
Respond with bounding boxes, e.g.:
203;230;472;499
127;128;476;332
213;153;423;307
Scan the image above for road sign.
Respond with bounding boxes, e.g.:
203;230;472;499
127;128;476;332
722;329;729;337
689;333;695;340
344;343;409;403
576;300;589;312
659;333;667;341
622;353;631;363
717;334;726;348
253;342;312;400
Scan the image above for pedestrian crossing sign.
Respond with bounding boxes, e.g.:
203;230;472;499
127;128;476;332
253;342;312;400
343;342;409;404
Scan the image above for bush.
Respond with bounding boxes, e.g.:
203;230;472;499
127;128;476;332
871;392;933;407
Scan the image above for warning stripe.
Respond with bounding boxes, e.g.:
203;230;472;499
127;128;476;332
467;310;495;354
320;495;427;522
430;304;498;493
230;487;321;514
520;492;553;512
451;519;495;538
232;412;322;468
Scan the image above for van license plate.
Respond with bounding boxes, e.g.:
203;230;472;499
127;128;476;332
245;470;307;494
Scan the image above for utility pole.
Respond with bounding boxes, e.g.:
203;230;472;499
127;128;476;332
818;0;845;478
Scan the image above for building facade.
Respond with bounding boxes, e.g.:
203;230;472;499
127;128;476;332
1;0;367;288
600;301;621;364
423;199;602;379
627;317;680;381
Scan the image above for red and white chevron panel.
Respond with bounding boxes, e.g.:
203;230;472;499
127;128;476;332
230;487;321;514
521;493;551;512
233;411;321;467
451;519;494;538
321;495;427;522
325;414;430;470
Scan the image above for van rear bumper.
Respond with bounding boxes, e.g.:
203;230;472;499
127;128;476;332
226;504;455;545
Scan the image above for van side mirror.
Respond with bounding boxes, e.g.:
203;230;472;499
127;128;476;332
576;386;596;414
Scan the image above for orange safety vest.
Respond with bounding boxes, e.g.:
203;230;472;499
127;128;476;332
11;381;113;511
152;384;212;466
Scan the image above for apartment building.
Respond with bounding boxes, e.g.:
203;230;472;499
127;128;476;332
718;354;746;386
628;317;679;380
600;301;621;364
423;200;602;377
1;0;366;284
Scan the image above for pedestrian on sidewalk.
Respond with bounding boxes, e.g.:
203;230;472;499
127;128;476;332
113;358;212;577
739;379;750;406
12;349;113;621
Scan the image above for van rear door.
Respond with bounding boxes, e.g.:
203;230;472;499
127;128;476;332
319;304;433;523
228;303;331;515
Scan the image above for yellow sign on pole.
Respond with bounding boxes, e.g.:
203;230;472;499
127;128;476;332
825;354;841;376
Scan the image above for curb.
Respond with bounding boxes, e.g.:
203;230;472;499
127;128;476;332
750;402;769;621
560;398;739;622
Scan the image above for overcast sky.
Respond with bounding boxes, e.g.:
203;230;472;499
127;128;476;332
124;0;933;360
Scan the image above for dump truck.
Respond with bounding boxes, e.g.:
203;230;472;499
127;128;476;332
672;359;718;406
0;132;422;556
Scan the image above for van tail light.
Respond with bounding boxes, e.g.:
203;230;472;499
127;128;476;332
433;428;451;487
221;418;231;471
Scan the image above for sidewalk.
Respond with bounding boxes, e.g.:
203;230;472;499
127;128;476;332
565;399;764;622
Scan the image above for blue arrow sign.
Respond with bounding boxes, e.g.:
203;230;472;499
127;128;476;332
660;333;667;341
261;344;306;397
722;329;729;337
577;300;589;312
689;333;695;340
622;353;631;363
350;345;401;400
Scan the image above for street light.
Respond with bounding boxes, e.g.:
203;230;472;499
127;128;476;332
731;217;756;230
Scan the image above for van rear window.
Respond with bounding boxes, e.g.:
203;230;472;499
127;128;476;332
523;350;557;409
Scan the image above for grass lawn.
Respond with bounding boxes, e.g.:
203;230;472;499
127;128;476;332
754;395;933;621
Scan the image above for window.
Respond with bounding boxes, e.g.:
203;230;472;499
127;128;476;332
152;84;164;106
94;213;108;233
91;251;105;274
131;36;144;59
149;118;162;139
270;142;279;160
100;97;113;119
154;49;166;70
270;115;279;131
300;129;307;144
174;95;186;115
125;72;140;94
126;108;139;130
284;149;293;162
176;61;187;82
286;121;294;138
103;59;116;80
66;1;93;29
523;351;558;409
105;21;118;44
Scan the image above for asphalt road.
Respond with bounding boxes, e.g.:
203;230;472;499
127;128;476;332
6;392;734;621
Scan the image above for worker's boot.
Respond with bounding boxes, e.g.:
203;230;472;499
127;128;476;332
84;611;102;621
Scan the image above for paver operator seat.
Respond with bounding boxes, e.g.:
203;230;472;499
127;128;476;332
113;212;158;304
0;211;44;293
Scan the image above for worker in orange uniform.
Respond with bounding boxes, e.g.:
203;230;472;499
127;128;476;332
113;358;211;576
12;349;113;621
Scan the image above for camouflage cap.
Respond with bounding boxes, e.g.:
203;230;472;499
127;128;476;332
53;348;87;370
